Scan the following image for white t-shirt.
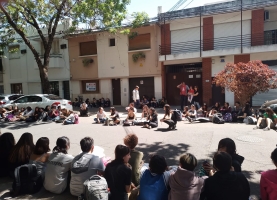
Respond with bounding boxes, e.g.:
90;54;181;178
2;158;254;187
43;152;74;194
97;111;107;119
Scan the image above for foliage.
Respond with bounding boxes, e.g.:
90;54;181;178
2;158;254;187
82;58;93;66
132;52;145;62
0;0;149;93
214;60;277;104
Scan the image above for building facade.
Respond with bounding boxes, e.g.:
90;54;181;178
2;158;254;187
2;19;71;99
159;0;277;106
68;24;162;106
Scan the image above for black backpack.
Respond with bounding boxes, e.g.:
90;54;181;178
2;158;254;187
172;109;182;122
212;113;225;124
11;164;43;197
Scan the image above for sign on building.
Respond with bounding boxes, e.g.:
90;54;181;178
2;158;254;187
86;83;96;91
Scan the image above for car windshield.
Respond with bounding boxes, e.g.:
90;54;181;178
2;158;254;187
0;97;4;100
44;95;63;100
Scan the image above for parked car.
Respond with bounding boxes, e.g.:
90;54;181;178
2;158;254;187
259;99;277;115
0;94;24;107
4;94;72;110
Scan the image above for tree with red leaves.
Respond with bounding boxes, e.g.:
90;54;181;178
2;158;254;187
214;60;277;105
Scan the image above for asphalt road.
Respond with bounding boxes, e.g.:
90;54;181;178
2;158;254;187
0;107;276;199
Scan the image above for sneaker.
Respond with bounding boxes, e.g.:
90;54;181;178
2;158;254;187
187;117;192;123
263;127;270;131
253;126;259;130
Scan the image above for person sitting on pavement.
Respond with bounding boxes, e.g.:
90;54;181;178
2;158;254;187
253;108;277;131
44;136;74;194
29;137;50;180
143;107;158;129
150;97;158;108
211;102;220;112
160;104;176;130
94;107;107;124
79;101;89;117
182;106;189;118
48;106;60;121
200;151;250;200
141;105;149;119
105;98;111;108
123;107;136;126
105;145;133;200
0;132;15;177
9;132;35;177
141;97;149;107
126;102;137;114
236;102;252;123
109;107;120;125
232;101;242;122
169;153;205;200
186;104;197;122
260;147;277;200
138;155;171;200
63;110;77;125
20;106;34;121
220;102;232;115
123;134;144;187
70;137;105;197
199;103;208;117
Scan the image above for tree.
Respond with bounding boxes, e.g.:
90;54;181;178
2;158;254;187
0;0;149;93
214;60;277;104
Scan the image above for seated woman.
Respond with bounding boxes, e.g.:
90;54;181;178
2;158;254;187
150;97;157;108
236;103;251;123
141;97;149;107
79;102;88;116
123;134;144;187
92;98;97;107
143;107;158;129
48;106;59;121
138;155;170;200
123;107;136;126
9;132;35;177
0;132;15;177
211;102;220;112
260;147;277;200
33;107;42;122
105;145;133;200
160;104;176;130
126;102;137;114
186;104;197;122
109;107;120;125
232;101;242;122
199;103;208;117
169;153;205;200
254;108;277;131
94;107;107;123
141;105;149;119
44;136;74;194
58;109;69;120
182;106;189;118
29;137;50;180
220;102;232;115
63;110;76;125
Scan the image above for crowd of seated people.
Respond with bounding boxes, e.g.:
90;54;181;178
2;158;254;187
73;98;111;108
0;131;276;200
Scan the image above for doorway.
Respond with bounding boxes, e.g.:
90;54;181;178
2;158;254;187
129;77;154;102
212;83;225;106
63;81;70;100
112;79;121;105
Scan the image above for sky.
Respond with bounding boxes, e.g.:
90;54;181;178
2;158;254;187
127;0;229;18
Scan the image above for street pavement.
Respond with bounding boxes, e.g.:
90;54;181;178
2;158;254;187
0;106;276;199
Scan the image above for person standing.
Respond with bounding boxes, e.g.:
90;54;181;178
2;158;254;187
133;86;140;109
177;82;189;111
193;86;200;110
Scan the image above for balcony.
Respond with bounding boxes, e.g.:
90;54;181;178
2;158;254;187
159;34;277;60
34;54;65;68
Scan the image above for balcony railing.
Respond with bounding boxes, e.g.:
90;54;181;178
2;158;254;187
159;34;267;55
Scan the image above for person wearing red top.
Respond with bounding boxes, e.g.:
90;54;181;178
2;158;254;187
48;106;60;121
177;82;189;111
260;147;277;200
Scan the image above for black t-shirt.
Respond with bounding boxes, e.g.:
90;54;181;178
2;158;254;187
194;90;199;102
105;161;132;200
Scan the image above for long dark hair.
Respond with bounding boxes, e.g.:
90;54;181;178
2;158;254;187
0;132;15;154
9;132;35;163
110;107;116;115
34;137;50;155
218;138;236;156
114;145;130;163
266;108;275;119
53;136;70;154
164;104;171;116
149;107;157;116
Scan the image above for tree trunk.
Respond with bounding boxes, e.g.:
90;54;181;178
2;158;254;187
38;63;50;94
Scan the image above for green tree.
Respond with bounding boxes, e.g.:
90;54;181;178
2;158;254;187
0;0;149;93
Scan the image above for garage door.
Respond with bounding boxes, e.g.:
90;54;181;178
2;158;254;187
129;77;154;102
252;60;277;106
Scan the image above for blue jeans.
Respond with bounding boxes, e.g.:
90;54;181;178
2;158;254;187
94;118;106;123
180;95;188;111
194;101;200;110
64;119;74;125
135;100;140;109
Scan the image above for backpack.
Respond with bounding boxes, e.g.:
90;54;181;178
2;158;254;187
212;113;225;124
244;116;257;125
80;175;109;200
172;109;182;122
223;113;232;122
11;164;43;197
74;114;79;124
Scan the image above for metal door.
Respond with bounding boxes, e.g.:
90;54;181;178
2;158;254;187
112;79;121;105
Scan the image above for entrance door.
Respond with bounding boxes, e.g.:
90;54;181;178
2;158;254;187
63;81;70;100
112;79;121;105
129;77;154;102
212;83;225;106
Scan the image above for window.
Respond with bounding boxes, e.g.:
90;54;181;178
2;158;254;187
109;38;115;47
264;10;269;21
80;41;97;56
129;33;151;51
8;95;23;101
9;45;20;59
82;80;99;93
28;96;42;102
41;40;60;55
11;83;23;94
264;30;277;45
45;95;63;100
14;96;28;103
49;81;59;96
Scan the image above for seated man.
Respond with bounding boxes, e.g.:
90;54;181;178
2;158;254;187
70;137;105;197
253;108;277;131
200;151;250;200
79;102;89;116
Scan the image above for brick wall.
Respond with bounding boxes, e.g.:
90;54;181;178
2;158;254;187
251;9;264;46
161;24;171;55
202;58;212;105
203;17;214;51
161;62;166;97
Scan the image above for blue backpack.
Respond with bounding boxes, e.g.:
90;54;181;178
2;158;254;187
223;113;232;122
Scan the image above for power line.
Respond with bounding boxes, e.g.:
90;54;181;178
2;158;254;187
168;0;189;12
182;0;194;9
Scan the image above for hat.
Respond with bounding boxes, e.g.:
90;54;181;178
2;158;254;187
135;85;139;88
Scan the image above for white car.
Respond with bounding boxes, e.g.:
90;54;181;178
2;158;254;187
5;94;73;110
0;94;24;107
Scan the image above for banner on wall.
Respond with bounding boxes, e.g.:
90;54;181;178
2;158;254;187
86;83;96;91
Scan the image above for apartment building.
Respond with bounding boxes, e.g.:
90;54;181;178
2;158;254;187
68;24;161;106
159;0;277;106
1;19;71;99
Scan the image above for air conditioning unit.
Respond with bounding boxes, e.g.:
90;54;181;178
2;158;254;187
264;10;269;21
